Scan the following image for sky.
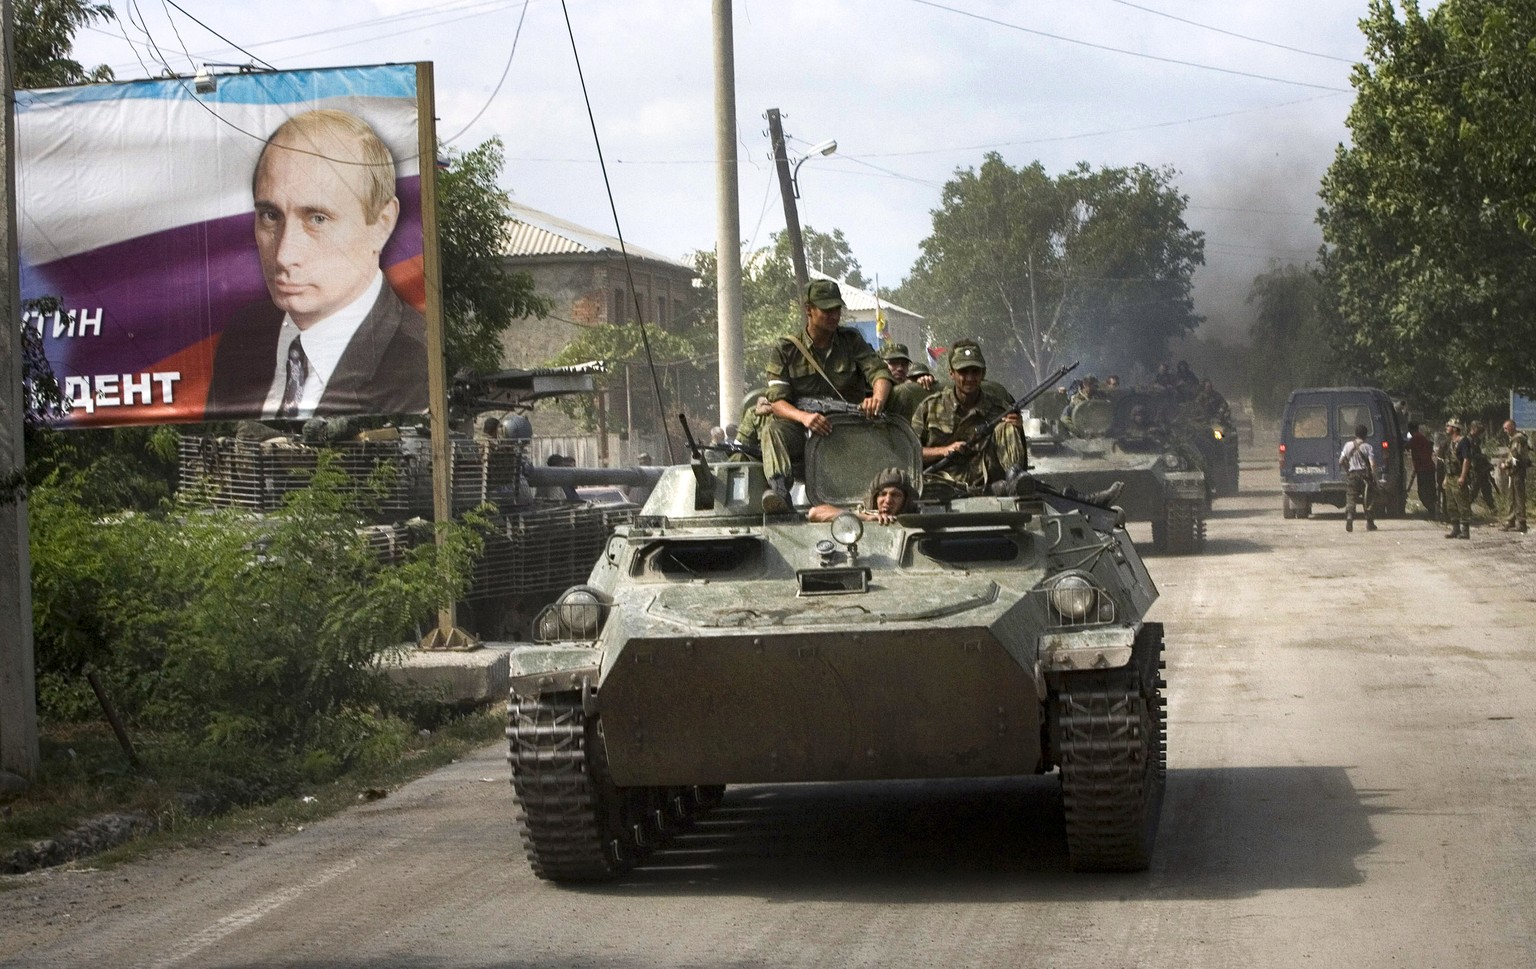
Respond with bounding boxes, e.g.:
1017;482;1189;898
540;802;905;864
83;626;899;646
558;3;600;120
72;0;1380;342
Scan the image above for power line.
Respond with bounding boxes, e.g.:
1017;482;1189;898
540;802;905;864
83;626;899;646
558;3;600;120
904;0;1352;92
1098;0;1357;64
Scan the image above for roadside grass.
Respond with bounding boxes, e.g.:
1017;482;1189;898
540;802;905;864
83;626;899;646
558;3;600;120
0;707;505;875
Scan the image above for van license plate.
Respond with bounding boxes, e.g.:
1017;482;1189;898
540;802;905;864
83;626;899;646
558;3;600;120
1293;465;1326;475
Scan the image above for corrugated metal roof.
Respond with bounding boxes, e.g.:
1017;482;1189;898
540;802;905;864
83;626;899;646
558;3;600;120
504;200;687;268
809;269;924;319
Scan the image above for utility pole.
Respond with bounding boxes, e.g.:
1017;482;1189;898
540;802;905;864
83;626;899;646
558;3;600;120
712;0;744;431
0;0;40;779
766;108;808;297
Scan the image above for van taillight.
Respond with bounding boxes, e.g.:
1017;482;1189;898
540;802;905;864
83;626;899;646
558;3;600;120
1278;442;1285;471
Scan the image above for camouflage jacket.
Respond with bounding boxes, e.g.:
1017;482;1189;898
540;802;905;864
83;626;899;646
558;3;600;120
1506;431;1530;472
887;379;936;422
912;386;1019;489
764;327;891;406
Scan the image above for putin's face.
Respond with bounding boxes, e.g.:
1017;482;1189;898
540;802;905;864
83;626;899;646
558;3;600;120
253;130;398;329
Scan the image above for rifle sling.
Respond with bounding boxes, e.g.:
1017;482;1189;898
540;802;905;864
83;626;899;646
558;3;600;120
786;334;853;404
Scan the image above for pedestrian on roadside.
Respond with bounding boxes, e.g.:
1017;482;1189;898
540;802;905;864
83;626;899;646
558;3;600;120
1467;421;1498;511
1405;421;1438;520
1500;419;1529;533
1443;419;1474;539
1339;424;1378;532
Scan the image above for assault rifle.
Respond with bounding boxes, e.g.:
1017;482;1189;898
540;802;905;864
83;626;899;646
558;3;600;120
928;361;1080;476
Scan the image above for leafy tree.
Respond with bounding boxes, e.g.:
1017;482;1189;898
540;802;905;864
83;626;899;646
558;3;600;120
13;0;114;88
1245;263;1338;418
438;138;550;376
897;155;1204;386
1318;0;1536;415
30;457;482;774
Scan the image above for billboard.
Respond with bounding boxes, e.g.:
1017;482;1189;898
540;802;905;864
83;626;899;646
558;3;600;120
17;64;434;427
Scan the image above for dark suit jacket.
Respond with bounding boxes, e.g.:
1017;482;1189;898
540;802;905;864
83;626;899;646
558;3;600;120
206;284;430;419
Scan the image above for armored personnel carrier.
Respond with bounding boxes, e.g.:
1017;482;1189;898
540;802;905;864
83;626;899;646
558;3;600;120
504;411;1167;879
1028;391;1208;554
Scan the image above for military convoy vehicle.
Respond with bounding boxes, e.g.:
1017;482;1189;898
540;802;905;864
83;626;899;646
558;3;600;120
1028;392;1209;554
505;410;1167;880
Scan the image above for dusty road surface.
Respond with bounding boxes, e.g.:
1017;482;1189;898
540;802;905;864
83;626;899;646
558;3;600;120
6;452;1536;968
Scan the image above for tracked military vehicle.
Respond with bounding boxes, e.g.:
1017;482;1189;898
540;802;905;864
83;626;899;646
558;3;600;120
1028;391;1208;554
504;409;1167;879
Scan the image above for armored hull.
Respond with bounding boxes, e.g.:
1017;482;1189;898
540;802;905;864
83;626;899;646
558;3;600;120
504;415;1168;880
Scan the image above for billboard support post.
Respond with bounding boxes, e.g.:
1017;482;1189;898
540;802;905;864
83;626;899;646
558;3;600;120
415;62;473;651
0;0;39;778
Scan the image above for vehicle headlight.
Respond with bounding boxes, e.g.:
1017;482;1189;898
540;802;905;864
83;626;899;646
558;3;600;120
1048;572;1098;621
830;511;864;547
1212;427;1224;440
1163;453;1182;469
558;587;604;638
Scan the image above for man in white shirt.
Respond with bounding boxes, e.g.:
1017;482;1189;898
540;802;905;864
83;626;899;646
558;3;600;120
1339;423;1378;532
206;109;428;419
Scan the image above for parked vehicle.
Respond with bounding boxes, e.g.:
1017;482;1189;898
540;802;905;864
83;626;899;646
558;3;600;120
1279;387;1406;519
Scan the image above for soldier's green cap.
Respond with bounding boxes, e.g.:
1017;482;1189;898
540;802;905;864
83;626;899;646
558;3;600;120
805;278;846;310
882;343;912;362
1445;417;1462;431
741;387;767;412
908;359;932;377
949;344;986;371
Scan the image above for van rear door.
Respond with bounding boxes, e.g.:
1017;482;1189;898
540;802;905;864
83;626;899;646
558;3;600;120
1283;394;1339;483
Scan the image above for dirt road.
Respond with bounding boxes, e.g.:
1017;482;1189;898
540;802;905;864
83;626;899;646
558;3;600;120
6;453;1536;968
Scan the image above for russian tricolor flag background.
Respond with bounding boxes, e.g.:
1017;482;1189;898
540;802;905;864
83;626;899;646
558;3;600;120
17;64;426;427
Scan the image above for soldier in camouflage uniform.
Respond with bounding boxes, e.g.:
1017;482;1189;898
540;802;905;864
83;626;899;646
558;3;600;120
883;343;936;422
1500;419;1529;533
729;388;771;461
760;279;892;512
911;342;1026;494
1443;418;1474;539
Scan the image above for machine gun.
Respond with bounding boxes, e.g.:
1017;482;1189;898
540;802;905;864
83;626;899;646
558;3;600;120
928;361;1080;476
678;414;719;510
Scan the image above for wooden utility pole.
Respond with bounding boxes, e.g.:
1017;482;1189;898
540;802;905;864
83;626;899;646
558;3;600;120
766;108;808;297
0;0;39;778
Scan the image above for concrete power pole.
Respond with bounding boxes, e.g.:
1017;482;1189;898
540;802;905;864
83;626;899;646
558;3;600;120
712;0;744;430
0;0;40;780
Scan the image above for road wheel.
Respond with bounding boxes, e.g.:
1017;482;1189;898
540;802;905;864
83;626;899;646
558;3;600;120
1054;622;1166;872
1282;496;1296;519
507;692;634;882
1164;499;1206;554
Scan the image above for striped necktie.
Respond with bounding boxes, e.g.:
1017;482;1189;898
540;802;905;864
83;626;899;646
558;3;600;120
279;337;308;419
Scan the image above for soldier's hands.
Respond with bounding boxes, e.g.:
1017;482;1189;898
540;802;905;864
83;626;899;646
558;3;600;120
1002;411;1022;427
800;410;832;437
945;440;970;457
859;396;885;419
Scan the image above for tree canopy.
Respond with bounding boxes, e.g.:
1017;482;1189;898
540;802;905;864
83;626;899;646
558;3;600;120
14;0;114;88
1245;263;1337;419
1318;0;1536;415
436;138;549;376
897;154;1204;386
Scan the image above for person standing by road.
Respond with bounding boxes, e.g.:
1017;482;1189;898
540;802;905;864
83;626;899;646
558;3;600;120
1500;419;1529;533
1405;421;1438;520
1444;419;1474;539
1467;421;1498;511
1339;424;1378;532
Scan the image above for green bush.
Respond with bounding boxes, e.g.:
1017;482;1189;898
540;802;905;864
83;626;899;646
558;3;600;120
30;453;483;783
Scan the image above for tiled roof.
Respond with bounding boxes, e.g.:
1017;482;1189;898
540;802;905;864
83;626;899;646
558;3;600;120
504;200;688;269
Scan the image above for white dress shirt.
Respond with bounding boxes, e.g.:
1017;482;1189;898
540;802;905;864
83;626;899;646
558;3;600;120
261;272;386;419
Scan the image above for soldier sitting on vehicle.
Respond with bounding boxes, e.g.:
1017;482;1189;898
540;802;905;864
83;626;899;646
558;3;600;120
760;279;892;513
911;341;1026;496
807;466;917;525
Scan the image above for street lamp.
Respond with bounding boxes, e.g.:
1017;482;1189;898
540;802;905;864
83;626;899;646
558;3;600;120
792;138;837;198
